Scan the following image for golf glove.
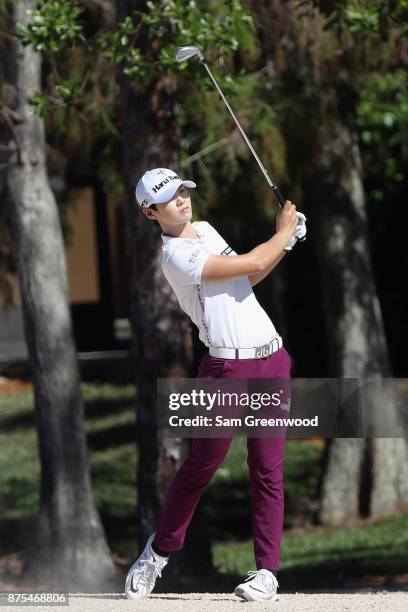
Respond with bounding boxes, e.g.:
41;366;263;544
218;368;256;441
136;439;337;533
295;212;307;241
284;212;307;252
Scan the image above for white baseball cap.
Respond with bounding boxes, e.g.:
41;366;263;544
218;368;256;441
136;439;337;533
135;167;196;208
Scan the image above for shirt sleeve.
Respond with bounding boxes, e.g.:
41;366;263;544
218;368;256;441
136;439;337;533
164;245;210;286
202;222;238;256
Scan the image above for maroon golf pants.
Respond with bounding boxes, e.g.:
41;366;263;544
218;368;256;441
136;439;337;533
154;346;292;571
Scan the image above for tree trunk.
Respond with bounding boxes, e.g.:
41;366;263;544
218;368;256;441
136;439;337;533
254;0;408;525
307;119;408;525
6;0;116;590
117;0;214;589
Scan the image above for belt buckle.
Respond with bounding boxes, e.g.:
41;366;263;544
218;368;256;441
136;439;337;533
255;342;272;359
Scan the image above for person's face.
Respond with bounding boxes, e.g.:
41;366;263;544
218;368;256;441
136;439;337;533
143;185;192;227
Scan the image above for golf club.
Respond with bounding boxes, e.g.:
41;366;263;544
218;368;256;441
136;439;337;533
175;45;286;207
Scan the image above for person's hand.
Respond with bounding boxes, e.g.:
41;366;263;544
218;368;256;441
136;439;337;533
276;201;298;237
277;207;307;252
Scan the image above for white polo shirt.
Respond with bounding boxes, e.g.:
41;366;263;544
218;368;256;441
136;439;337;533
161;221;279;349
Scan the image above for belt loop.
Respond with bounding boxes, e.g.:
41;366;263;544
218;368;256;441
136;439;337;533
235;348;238;359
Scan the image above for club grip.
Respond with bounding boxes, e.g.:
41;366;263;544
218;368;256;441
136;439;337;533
272;185;286;207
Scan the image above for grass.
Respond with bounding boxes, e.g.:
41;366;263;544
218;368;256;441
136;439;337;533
0;383;137;522
1;382;407;580
213;513;408;577
0;383;138;556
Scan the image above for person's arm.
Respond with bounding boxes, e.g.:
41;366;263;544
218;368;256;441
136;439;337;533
201;201;298;282
248;252;287;287
248;204;304;287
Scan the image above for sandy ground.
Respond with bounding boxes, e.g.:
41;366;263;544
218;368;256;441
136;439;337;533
1;589;407;611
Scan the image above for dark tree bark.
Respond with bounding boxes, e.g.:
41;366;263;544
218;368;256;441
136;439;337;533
252;0;408;524
280;0;408;525
306;120;408;524
5;0;116;590
116;0;214;589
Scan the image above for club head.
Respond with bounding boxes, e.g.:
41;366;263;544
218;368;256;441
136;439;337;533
175;46;204;62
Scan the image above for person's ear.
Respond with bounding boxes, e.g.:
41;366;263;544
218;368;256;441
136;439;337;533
142;208;158;221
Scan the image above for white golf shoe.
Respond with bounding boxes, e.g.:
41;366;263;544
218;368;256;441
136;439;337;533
235;568;279;601
125;532;169;599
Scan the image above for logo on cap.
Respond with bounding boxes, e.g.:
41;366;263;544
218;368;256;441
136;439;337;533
151;174;181;194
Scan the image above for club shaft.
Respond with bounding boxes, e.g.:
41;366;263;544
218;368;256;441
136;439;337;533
201;60;282;197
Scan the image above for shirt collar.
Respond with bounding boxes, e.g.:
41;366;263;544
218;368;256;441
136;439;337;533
161;222;205;248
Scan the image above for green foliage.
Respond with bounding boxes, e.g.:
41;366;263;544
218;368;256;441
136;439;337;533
16;0;84;53
285;1;408;213
323;1;380;35
9;0;262;207
98;15;143;74
341;3;380;34
356;68;408;202
98;0;258;81
28;79;86;119
316;0;408;39
11;0;259;177
14;0;87;119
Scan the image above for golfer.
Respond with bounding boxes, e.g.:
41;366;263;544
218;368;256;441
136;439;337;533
126;167;306;602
